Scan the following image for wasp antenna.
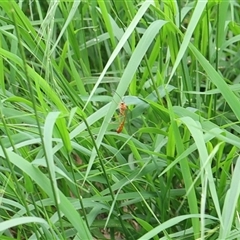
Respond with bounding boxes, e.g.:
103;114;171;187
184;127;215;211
112;89;128;101
112;89;122;99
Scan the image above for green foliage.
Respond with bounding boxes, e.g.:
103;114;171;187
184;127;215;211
0;0;240;239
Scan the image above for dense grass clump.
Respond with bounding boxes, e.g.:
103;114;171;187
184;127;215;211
0;1;240;239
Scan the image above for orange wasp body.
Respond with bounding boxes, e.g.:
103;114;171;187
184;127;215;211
119;102;128;116
116;115;126;133
116;101;128;134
